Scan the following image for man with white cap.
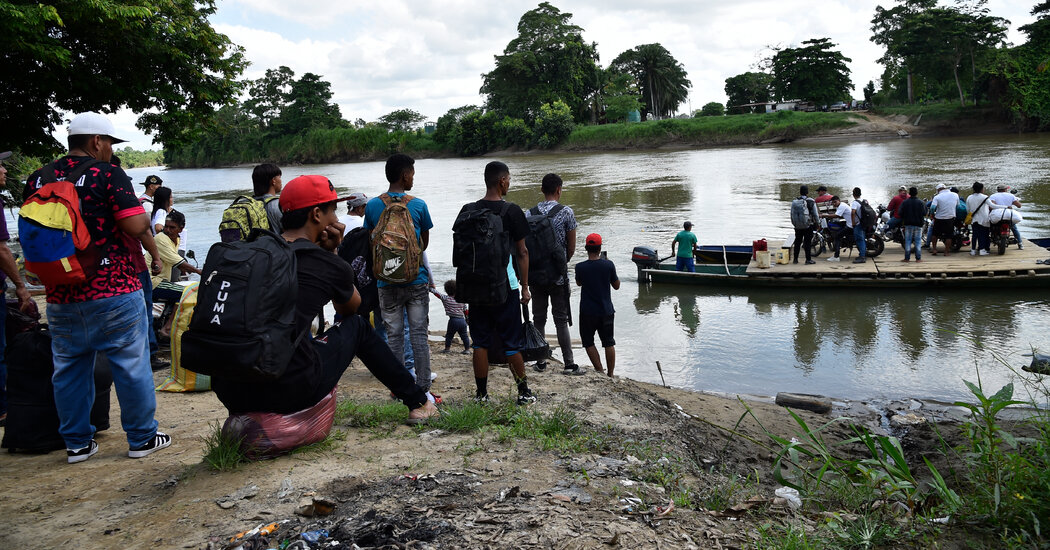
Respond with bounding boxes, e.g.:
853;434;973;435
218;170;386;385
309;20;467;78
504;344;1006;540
0;151;34;427
23;112;171;463
928;183;960;256
339;192;368;235
989;184;1023;249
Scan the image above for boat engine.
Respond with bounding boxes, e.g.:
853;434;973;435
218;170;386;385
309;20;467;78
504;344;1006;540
631;246;658;281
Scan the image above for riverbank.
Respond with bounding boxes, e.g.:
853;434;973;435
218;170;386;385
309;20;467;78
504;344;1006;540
2;338;1044;549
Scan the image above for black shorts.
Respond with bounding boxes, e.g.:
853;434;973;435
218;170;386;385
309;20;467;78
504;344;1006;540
933;218;955;238
580;314;615;348
467;289;524;357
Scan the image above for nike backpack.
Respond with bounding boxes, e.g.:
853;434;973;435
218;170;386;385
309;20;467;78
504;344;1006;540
370;193;422;284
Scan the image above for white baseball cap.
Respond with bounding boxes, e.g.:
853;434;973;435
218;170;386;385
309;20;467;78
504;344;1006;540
936;183;947;190
68;112;127;143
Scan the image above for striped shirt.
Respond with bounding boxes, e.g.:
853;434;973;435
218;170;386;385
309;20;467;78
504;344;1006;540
433;291;466;318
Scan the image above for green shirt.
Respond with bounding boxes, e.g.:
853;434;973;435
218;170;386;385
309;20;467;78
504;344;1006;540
673;230;698;258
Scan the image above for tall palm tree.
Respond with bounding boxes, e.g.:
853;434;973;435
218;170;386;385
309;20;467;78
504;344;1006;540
610;44;691;119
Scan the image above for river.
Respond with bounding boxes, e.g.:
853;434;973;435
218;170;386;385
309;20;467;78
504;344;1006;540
114;133;1050;403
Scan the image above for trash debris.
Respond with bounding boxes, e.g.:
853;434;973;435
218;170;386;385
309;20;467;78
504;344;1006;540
296;493;337;517
774;487;802;510
277;478;294;500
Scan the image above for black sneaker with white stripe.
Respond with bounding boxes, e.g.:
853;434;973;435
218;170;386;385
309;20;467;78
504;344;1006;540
67;440;99;464
128;432;172;458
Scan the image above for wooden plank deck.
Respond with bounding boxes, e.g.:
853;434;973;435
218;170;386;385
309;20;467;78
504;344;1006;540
746;238;1050;279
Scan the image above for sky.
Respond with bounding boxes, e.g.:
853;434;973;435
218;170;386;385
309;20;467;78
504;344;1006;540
106;0;1039;149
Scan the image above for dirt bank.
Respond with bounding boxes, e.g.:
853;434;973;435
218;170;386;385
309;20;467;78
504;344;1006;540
0;340;971;549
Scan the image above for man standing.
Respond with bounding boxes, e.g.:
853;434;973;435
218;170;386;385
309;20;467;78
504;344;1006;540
575;234;619;377
671;221;698;272
899;187;925;262
929;183;960;256
966;182;992;256
363;154;435;400
339;193;368;235
139;175;162;208
24;112;170;463
455;161;536;405
790;185;819;265
525;173;578;374
822;196;850;262
989;184;1023;249
886;185;908;232
850;187;867;263
0;151;35;426
253;163;283;234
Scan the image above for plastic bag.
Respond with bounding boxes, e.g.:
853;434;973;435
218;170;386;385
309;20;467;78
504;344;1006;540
156;282;212;392
988;208;1022;225
221;388;337;459
519;304;551;363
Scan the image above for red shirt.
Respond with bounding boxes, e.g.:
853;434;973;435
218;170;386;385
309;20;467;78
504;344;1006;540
887;194;906;218
25;156;147;304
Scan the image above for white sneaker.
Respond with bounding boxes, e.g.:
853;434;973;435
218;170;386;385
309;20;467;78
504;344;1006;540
970;249;977;256
979;250;989;256
826;257;840;262
430;371;438;382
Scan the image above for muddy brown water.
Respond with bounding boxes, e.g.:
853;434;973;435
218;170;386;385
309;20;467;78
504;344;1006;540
36;133;1049;403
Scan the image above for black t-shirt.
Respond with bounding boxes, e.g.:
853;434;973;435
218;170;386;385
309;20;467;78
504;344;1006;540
575;258;618;316
212;240;356;414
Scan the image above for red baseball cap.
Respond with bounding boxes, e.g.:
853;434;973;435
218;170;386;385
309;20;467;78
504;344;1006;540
279;175;350;212
586;233;602;246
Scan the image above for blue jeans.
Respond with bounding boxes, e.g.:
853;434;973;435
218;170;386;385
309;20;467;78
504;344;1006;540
375;309;414;374
48;291;158;449
887;217;902;231
1010;223;1022;243
853;225;867;258
675;257;695;272
137;270;158;355
378;284;430;392
903;226;922;260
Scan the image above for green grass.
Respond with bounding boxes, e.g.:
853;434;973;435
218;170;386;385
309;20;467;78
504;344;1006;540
873;102;1000;123
335;400;409;428
201;421;247;471
564;111;860;148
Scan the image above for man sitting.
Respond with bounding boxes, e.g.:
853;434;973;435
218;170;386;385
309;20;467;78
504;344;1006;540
145;210;201;338
211;175;438;425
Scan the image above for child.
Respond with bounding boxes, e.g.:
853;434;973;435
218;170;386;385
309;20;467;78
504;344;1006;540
575;233;620;377
432;280;471;354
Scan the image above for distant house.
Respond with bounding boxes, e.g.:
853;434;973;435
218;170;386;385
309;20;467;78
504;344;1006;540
733;99;806;114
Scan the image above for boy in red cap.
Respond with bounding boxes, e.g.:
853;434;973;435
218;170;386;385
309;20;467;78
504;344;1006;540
210;175;439;425
575;233;620;377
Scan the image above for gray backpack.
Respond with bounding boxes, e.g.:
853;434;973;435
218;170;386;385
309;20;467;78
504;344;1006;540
790;197;816;229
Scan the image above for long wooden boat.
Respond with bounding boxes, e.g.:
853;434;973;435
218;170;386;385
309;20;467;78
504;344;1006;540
633;238;1050;288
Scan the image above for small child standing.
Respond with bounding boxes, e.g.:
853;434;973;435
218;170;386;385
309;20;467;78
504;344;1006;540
432;280;471;354
575;233;620;377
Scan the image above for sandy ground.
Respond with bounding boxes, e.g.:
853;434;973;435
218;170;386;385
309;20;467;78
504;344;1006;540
0;332;973;549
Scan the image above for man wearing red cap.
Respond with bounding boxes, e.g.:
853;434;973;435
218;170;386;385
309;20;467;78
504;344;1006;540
575;233;620;377
211;175;438;424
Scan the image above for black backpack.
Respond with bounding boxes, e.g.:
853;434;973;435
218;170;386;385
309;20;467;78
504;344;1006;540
860;199;878;230
525;204;567;287
181;230;311;381
452;201;511;306
337;226;379;319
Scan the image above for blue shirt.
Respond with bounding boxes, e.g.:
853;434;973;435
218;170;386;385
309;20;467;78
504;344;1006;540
363;192;434;286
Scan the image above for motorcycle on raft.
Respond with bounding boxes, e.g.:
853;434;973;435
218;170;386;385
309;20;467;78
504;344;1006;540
875;204;967;253
808;221;885;259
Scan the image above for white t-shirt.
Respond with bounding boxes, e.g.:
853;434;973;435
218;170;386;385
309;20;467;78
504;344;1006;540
930;190;960;220
339;214;365;236
151;208;168;234
966;193;991;227
835;203;852;227
989;192;1019;208
848;200;861;228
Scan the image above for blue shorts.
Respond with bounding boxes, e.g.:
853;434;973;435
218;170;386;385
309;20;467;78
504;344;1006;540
467;289;523;356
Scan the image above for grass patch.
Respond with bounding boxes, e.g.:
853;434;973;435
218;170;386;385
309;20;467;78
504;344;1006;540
336;400;408;429
201;421;247;472
291;429;348;455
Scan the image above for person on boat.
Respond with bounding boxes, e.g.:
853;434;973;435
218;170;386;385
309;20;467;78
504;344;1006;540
850;187;867;264
885;185;907;232
671;221;698;272
929;183;959;256
966;181;992;256
525;173;579;375
899;187;925;263
575;233;619;377
814;185;835;223
139;175;162;209
822;196;850;262
790;185;819;265
989;184;1023;249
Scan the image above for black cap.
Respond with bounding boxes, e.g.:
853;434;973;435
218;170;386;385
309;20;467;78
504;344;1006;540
817;185;827;192
142;174;163;186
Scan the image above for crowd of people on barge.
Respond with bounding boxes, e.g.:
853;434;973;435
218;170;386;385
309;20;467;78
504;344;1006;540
0;112;621;463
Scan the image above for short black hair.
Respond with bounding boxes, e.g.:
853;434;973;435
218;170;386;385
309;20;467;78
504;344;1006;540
385;153;415;184
110;155;122;167
683;221;692;229
972;181;983;193
800;185;809;196
909;186;918;197
541;173;563;195
281;201;337;230
817;185;827;192
853;187;862;198
585;244;601;254
68;134;92;151
252;164;281;196
165;209;186;228
443;279;456;296
484;161;509;188
831;195;840;201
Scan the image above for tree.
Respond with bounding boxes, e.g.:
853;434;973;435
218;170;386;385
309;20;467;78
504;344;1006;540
771;38;853;106
378;109;426;132
603;73;643;123
0;0;246;155
272;73;345;135
985;2;1050;127
480;2;600;122
245;66;295;127
696;102;725;117
724;72;774;113
609;44;691;119
864;80;877;104
871;0;938;104
433;105;482;150
532;100;574;148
